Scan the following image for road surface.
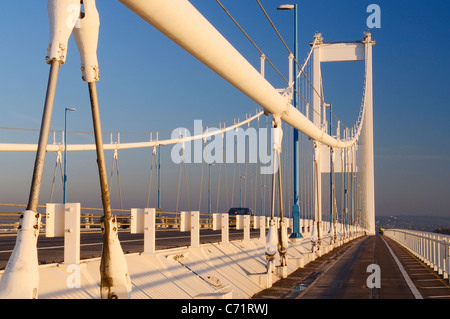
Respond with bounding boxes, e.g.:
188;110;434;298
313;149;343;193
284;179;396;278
253;235;450;299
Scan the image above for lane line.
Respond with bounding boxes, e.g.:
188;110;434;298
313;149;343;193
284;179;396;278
381;236;423;299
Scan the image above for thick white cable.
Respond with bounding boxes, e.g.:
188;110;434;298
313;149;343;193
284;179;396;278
0;111;264;152
118;0;365;149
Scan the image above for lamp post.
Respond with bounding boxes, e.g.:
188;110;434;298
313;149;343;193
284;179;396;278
63;107;77;204
278;4;303;239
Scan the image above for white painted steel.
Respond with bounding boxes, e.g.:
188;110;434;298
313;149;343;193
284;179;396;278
360;33;376;235
212;213;221;231
380;235;423;299
1;217;362;299
221;213;229;244
100;217;132;298
46;203;65;237
265;219;278;258
385;229;450;282
279;218;289;261
180;211;190;232
0;112;264;152
312;32;375;235
130;208;155;254
73;0;100;82
46;0;80;64
190;211;200;248
63;203;81;265
259;216;266;239
143;208;156;254
130;208;144;234
118;0;364;150
243;215;250;242
0;203;364;298
236;215;244;230
0;211;41;298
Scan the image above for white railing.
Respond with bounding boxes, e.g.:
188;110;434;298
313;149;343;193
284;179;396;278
1;202;364;264
384;229;450;282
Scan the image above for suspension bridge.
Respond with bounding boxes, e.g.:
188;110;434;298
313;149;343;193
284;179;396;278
0;0;449;301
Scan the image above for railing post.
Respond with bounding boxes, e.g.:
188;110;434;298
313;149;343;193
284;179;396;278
180;211;190;232
143;208;156;254
64;203;80;265
190;211;200;248
221;213;229;244
420;236;425;262
45;203;80;265
259;216;266;240
428;234;432;266
46;203;65;238
212;213;220;231
213;213;229;244
130;208;144;234
243;215;250;242
433;237;439;272
236;215;243;230
446;244;450;282
435;236;439;272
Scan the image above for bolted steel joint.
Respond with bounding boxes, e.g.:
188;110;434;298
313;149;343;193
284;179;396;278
73;0;100;83
46;0;81;64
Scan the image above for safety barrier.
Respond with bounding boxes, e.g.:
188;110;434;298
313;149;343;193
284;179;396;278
384;229;450;282
1;202;364;265
0;202;365;298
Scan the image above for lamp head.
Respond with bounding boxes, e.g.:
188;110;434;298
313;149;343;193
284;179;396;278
277;4;295;10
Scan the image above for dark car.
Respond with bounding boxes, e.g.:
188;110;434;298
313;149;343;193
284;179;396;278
227;208;254;228
227;207;254;216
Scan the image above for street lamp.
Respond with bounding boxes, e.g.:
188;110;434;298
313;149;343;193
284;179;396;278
63;107;77;204
277;4;303;239
277;4;295;10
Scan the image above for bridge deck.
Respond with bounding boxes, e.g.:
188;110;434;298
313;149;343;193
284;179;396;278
253;235;450;299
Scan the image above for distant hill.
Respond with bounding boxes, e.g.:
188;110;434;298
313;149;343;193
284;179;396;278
376;215;450;233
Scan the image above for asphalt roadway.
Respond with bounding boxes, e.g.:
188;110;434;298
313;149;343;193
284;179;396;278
0;229;260;270
253;235;450;299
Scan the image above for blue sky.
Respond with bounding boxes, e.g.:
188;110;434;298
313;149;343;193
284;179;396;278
0;1;449;217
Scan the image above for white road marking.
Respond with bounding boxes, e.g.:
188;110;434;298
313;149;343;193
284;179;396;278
381;236;423;299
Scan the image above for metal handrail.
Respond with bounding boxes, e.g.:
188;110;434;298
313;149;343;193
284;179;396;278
384;229;450;281
0;204;216;234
